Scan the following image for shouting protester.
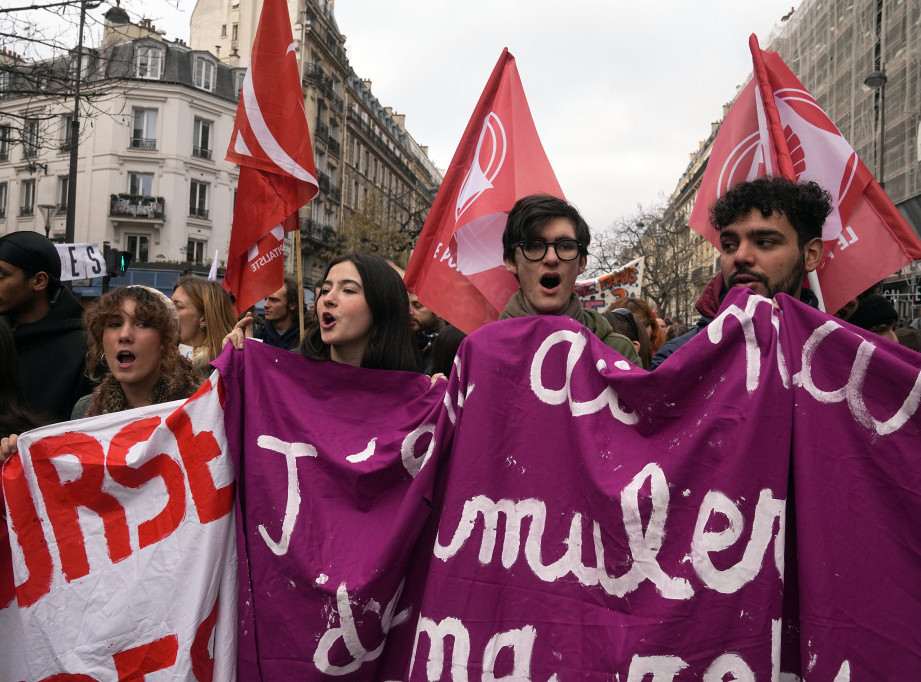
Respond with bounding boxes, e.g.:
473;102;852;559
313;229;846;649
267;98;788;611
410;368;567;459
226;253;418;373
72;286;200;419
500;195;640;366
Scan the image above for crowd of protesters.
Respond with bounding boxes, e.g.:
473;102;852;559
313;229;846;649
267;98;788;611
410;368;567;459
2;178;921;461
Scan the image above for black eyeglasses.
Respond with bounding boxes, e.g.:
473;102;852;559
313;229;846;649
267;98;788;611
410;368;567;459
515;238;584;262
610;307;640;341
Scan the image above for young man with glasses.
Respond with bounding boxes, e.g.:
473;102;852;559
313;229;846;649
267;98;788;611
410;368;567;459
500;194;640;365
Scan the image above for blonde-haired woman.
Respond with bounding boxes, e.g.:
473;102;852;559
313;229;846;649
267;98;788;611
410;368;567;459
171;276;237;376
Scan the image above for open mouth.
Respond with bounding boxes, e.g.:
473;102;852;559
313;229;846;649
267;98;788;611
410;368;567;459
540;273;561;290
321;312;335;327
116;351;136;367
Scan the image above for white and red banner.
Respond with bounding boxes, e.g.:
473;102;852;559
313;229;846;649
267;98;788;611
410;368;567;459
223;0;318;315
1;380;237;682
404;49;565;334
575;257;644;311
690;34;921;316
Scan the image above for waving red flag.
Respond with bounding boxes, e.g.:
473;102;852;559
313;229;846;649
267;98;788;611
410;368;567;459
690;34;921;316
404;49;564;334
223;0;318;315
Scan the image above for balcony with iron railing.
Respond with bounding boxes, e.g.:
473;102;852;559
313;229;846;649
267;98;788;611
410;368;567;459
347;110;413;178
328;184;341;203
130;138;157;150
317;171;330;194
19;205;34;217
300;218;337;247
109;193;165;220
189;206;210;220
327;137;340;156
192;146;212;160
315;123;329;144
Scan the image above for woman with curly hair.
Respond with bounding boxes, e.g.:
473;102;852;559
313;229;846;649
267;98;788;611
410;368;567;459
171;275;237;376
72;285;200;419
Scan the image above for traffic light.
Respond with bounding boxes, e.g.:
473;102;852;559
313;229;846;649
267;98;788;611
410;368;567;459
103;245;133;276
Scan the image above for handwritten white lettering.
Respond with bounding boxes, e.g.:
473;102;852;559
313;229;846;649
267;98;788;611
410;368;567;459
314;581;410;675
530;329;638;425
793;321;921;435
255;435;317;556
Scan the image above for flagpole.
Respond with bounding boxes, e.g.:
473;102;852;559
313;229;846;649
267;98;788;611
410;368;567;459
750;34;826;312
295;228;305;341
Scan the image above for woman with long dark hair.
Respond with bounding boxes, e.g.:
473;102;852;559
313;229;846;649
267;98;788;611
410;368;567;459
225;253;417;372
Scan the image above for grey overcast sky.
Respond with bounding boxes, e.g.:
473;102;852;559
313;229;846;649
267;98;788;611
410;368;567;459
111;1;801;231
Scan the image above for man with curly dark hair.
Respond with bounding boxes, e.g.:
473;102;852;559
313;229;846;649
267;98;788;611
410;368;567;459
652;177;832;369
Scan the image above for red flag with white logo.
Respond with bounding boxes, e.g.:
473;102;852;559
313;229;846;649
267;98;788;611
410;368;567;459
690;34;921;316
223;0;318;315
404;49;564;334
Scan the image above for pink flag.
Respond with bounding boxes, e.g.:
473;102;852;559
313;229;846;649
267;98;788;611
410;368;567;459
404;49;564;334
223;0;318;315
690;34;921;316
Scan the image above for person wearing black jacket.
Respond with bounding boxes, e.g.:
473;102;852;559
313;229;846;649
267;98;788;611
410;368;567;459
256;278;300;351
0;231;92;422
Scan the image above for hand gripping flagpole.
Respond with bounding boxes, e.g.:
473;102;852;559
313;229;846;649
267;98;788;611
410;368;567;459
749;34;826;312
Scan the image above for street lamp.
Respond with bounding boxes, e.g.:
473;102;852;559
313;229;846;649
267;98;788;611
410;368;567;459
864;69;888;188
38;204;59;240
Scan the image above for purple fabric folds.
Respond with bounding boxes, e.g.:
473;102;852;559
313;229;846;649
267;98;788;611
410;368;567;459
214;287;921;680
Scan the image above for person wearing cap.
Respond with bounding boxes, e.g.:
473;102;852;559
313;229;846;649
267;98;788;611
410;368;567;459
0;230;92;422
847;294;899;343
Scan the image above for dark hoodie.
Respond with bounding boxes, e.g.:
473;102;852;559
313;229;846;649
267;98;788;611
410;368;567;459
258;319;300;351
651;273;819;369
6;286;92;422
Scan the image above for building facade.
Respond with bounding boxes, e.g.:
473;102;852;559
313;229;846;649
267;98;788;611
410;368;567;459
191;0;442;282
766;0;921;318
0;8;242;280
663;0;921;321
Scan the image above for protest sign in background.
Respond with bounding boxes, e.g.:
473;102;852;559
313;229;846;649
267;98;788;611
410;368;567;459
53;242;105;281
575;256;644;310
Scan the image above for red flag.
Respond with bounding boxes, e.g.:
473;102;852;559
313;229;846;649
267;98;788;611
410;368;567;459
404;49;564;334
223;0;318;315
690;34;921;316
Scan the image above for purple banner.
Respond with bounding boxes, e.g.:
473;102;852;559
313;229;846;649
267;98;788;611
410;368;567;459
214;287;921;680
